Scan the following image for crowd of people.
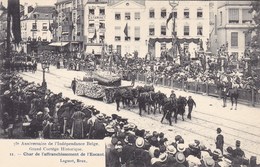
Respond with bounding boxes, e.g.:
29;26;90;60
0;67;259;166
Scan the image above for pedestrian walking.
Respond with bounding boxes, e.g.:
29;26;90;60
114;89;121;111
71;78;77;94
215;128;224;154
187;96;196;120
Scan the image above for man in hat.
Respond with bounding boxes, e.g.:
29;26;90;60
187;96;196;120
121;134;136;166
113;89;121;111
215;128;224;153
233;140;245;158
71;78;77;94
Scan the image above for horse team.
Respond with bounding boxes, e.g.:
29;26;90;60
115;85;188;125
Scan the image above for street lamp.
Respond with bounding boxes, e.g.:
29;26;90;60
41;61;49;88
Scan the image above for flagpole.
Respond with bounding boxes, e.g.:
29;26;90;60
169;0;179;62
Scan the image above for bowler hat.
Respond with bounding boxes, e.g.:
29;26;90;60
217;128;222;133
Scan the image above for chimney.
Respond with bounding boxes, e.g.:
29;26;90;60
24;3;28;15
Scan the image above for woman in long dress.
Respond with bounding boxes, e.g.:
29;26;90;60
70;110;86;139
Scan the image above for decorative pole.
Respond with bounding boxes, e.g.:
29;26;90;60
169;0;179;61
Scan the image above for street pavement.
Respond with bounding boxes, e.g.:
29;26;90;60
17;65;260;162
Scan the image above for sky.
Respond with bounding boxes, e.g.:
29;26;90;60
1;0;57;7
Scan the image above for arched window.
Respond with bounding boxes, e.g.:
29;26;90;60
161;8;166;18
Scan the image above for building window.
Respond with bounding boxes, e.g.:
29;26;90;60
149;25;155;36
242;9;252;23
220;11;222;25
231;32;238;47
32;23;37;30
115;13;121;20
197;8;203;18
149;8;155;18
125;12;130;20
184;8;189;18
245;32;251;46
197;24;203;35
229;9;239;23
99;22;105;29
89;8;95;15
161;42;166;51
161;8;166;18
184;25;189;36
42;23;48;30
42;32;47;37
184;43;189;52
161;24;166;36
134;26;140;41
99;8;105;16
115;26;121;41
89;23;95;28
135;12;140;20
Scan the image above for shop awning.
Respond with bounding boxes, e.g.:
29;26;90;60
49;42;69;47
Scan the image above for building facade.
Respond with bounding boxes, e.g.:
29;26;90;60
105;0;145;57
54;0;84;53
104;0;210;58
84;0;108;55
217;1;254;59
20;5;55;53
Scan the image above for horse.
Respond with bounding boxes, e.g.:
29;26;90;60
229;86;239;110
154;91;167;114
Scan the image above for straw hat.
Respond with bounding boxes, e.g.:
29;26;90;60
203;157;215;167
175;152;186;164
167;145;177;155
177;143;186;152
135;137;144;148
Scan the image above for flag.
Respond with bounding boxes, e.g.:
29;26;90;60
49;21;53;33
124;23;128;37
92;29;97;40
8;0;21;44
166;12;173;29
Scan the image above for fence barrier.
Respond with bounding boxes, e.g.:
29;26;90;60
136;73;259;107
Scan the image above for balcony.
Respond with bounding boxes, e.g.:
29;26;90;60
88;15;106;20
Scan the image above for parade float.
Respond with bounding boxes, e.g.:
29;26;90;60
75;70;131;103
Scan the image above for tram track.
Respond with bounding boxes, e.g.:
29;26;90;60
20;70;260;158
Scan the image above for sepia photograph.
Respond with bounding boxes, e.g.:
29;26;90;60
0;0;260;166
